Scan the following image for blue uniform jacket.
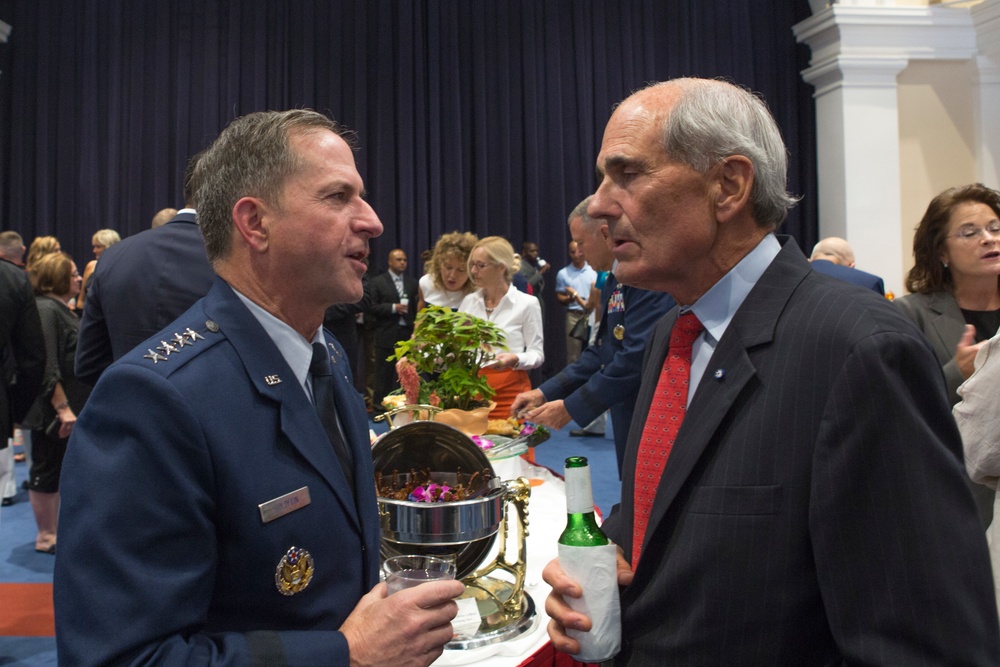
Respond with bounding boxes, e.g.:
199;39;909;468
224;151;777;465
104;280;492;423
538;274;675;474
55;277;381;666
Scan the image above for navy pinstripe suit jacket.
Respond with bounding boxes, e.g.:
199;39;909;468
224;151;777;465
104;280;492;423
602;237;999;665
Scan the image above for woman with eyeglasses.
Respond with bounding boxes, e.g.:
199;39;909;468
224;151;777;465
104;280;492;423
22;252;91;553
459;236;544;420
897;183;1000;404
896;184;1000;526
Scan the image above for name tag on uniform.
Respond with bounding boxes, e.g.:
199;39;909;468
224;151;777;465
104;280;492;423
259;486;311;524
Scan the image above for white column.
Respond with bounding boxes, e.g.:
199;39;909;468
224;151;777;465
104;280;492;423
794;4;978;296
802;56;908;295
973;1;1000;186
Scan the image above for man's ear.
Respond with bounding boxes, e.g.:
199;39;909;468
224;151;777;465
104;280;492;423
599;223;611;241
713;156;754;223
232;197;270;253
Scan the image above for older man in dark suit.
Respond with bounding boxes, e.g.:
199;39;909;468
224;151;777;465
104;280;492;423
543;78;999;664
809;236;885;295
56;110;461;666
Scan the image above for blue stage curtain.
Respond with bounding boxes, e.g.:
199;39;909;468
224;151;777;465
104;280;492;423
0;0;815;377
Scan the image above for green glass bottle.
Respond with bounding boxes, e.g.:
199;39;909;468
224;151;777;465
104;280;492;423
559;456;609;547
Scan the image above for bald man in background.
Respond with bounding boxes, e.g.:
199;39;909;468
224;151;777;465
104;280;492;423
809;236;885;295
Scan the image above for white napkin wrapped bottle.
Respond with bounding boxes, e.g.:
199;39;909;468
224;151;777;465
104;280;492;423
557;456;621;663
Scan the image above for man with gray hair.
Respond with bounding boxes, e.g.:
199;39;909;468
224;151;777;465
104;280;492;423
0;231;26;266
809;236;885;294
56;110;462;666
544;78;998;664
511;196;674;475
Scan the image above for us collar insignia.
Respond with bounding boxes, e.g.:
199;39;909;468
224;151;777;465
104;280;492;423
275;546;314;596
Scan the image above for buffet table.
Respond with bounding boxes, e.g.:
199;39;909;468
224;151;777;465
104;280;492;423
431;456;581;667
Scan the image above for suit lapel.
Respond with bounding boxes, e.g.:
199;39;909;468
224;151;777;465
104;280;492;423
201;279;362;531
632;239;809;575
927;290;968;352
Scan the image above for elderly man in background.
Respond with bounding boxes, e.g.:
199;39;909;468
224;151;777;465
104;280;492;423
809;236;885;295
56;109;462;666
543;78;999;665
511;197;674;475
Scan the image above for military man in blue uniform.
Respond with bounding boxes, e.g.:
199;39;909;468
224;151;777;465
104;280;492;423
512;197;675;476
55;110;463;666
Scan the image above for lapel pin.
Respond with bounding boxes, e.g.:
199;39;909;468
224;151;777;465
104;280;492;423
264;374;282;386
713;368;725;380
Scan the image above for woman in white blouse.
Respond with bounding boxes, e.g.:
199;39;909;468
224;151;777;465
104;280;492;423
417;231;478;311
459;236;544;420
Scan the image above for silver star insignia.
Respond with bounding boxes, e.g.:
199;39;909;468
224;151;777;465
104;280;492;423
157;341;179;356
143;349;168;364
172;333;189;348
184;328;205;342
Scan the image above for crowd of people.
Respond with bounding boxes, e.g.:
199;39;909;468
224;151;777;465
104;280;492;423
1;76;1000;665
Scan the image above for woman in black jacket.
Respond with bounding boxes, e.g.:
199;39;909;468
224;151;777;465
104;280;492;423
24;252;90;553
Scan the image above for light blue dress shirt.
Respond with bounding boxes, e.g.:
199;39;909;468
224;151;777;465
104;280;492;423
684;234;781;404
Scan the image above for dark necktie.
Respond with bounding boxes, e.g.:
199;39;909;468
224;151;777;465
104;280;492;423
311;342;355;492
632;312;703;567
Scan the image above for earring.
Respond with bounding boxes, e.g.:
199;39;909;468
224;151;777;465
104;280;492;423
942;261;949;268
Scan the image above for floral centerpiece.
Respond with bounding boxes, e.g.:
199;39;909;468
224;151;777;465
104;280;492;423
387;305;508;411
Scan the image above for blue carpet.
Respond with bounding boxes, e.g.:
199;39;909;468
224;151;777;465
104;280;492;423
0;418;622;665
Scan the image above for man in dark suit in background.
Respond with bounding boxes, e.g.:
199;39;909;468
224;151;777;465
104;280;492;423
809;236;885;295
56;109;461;665
369;248;417;411
0;255;45;505
324;269;372;394
511;196;674;476
75;154;216;386
544;78;999;664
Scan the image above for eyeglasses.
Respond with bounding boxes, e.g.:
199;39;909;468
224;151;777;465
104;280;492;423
470;261;494;271
950;220;1000;241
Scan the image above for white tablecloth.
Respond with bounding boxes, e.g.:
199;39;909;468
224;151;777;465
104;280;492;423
433;457;567;666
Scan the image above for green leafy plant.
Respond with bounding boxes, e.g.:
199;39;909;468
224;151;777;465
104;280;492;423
388;305;508;411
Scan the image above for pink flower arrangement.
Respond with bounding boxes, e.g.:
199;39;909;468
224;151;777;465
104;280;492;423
408;483;457;503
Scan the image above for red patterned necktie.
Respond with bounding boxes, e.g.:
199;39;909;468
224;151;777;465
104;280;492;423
632;312;704;568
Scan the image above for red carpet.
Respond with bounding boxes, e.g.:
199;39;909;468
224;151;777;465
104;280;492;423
0;583;55;636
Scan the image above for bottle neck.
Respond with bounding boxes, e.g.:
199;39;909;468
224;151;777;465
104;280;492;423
564;465;595;515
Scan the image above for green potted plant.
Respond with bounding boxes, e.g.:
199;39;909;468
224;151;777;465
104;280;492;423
386;305;508;412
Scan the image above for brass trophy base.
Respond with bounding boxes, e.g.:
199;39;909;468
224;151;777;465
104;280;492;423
447;576;537;650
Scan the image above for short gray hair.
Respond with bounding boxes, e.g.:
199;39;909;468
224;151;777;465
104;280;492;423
567;195;600;229
196;109;352;263
650;78;798;230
